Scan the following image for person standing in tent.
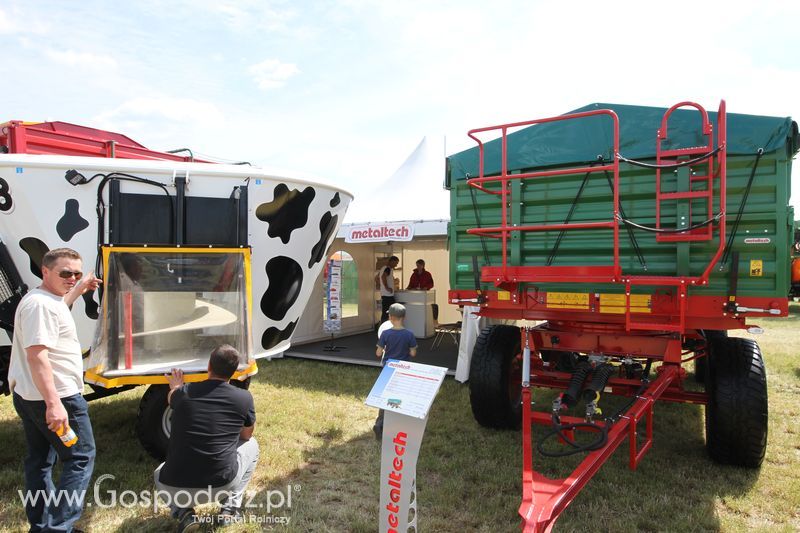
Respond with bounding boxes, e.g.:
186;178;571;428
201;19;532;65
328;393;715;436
377;256;399;324
407;258;439;325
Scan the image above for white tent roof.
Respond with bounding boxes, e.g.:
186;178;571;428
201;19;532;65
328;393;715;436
344;136;450;224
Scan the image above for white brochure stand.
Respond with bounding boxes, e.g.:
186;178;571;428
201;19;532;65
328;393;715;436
366;360;447;533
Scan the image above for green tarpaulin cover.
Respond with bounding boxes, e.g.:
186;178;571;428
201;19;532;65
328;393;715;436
446;103;799;183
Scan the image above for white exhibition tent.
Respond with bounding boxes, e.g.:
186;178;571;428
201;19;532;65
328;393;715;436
291;135;457;344
291;135;494;382
344;135;450;223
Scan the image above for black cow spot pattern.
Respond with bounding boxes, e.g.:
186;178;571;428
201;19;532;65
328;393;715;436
308;212;338;268
56;199;89;242
261;318;298;350
261;256;303;321
255;184;316;244
19;237;49;279
329;192;340;207
81;292;99;319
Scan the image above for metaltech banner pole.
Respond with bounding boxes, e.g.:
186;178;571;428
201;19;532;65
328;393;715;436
379;413;426;532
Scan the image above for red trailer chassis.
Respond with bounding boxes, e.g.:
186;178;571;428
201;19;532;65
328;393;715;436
449;101;783;531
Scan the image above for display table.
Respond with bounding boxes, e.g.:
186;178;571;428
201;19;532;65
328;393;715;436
395;290;435;338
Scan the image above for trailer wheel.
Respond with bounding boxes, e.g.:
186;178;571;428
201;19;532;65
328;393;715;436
705;336;768;467
136;384;171;461
696;330;727;384
230;377;251;390
469;325;522;429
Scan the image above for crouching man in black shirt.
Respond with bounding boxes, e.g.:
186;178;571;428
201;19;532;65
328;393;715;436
154;345;259;532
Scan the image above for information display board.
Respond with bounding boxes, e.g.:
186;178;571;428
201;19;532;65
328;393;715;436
323;258;342;333
366;360;447;419
366;360;447;533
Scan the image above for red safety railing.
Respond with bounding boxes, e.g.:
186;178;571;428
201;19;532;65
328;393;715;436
464;101;728;331
466;109;622;284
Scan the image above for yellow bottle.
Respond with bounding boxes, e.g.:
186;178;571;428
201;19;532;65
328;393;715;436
55;425;78;447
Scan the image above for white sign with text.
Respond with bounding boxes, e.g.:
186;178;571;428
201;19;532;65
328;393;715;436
344;223;414;243
366;360;447;419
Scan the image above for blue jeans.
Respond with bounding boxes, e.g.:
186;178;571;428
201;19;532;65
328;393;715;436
13;393;96;533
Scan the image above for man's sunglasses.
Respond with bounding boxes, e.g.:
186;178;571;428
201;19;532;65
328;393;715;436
58;270;83;280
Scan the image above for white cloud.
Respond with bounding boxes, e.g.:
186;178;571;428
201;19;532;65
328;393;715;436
90;96;227;152
0;6;49;34
94;96;225;125
215;1;294;31
148;0;298;34
248;59;300;90
44;48;117;69
0;9;11;34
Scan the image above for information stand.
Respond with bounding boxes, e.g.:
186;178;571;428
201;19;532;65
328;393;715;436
323;258;345;351
366;360;447;532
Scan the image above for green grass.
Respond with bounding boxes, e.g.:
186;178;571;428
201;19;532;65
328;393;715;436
0;305;799;532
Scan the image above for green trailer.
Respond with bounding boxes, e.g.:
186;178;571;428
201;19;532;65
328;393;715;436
444;100;798;532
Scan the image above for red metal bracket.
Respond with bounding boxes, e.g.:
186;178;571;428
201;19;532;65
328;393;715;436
519;365;681;532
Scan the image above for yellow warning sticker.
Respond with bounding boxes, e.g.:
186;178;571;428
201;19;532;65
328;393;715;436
547;292;589;310
749;260;763;277
599;293;651;314
497;291;511;301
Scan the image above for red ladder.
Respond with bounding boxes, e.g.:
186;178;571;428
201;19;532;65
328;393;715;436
655;102;720;242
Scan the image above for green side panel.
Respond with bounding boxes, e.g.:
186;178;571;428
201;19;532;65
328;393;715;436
448;105;798;299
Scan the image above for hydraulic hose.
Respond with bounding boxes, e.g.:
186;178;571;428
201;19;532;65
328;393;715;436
538;360;654;457
583;363;615;402
562;360;591;407
537;415;608;457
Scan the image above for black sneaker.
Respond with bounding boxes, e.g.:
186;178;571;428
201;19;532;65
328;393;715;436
177;508;200;533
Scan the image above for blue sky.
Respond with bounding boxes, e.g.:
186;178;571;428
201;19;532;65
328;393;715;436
2;0;799;212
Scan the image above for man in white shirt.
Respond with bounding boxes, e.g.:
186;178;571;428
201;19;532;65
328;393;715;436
9;248;101;533
378;256;399;325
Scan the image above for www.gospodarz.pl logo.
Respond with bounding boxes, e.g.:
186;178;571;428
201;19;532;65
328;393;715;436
18;473;297;517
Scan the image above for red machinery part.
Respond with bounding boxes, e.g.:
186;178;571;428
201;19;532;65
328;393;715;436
520;364;682;532
0;120;213;162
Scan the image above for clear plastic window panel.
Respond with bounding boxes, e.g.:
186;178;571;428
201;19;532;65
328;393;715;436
90;250;251;377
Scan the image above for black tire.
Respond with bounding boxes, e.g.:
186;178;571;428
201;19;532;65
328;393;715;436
696;330;727;384
469;325;522;429
705;336;768;468
230;377;251;390
135;384;171;461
